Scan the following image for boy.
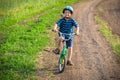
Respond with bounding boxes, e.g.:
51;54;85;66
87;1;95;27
53;6;79;66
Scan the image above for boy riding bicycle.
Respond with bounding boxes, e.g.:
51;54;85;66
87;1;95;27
52;6;79;66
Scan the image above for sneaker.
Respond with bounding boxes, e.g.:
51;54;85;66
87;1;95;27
52;48;60;54
67;60;74;66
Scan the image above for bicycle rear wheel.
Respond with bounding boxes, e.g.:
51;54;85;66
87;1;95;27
58;55;66;73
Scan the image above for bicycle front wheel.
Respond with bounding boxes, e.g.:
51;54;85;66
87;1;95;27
58;55;66;73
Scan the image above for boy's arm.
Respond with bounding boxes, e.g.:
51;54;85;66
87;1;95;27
73;19;79;35
53;24;58;32
75;26;79;35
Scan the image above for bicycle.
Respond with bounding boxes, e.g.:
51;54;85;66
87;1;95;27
55;31;75;73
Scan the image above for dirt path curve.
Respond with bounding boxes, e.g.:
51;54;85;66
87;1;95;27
36;0;120;80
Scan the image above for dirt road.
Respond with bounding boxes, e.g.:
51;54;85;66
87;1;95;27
36;0;120;80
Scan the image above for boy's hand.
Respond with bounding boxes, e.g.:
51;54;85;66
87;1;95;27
75;32;79;36
52;24;58;32
52;29;58;32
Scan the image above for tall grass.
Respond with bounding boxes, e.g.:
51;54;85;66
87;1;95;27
0;0;81;80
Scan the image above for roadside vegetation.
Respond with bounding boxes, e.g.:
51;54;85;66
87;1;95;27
0;0;80;80
95;7;120;60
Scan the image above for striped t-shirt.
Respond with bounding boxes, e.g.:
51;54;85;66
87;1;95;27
56;17;79;33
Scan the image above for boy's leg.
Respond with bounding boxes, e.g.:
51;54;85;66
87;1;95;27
67;47;74;66
53;36;64;54
66;39;74;66
57;37;64;50
67;47;73;61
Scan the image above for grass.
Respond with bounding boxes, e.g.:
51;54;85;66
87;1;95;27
95;15;120;58
0;0;59;33
0;0;81;80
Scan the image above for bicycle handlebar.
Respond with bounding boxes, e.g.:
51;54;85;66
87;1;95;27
52;29;76;41
52;29;76;35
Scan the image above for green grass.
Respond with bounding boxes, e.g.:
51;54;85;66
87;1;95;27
0;0;59;33
0;0;81;80
95;16;120;58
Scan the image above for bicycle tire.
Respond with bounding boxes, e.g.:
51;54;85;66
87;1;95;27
58;55;66;73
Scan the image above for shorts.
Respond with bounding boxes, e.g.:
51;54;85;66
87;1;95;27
66;39;72;48
58;33;73;48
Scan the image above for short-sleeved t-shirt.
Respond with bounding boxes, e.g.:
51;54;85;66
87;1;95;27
56;17;79;33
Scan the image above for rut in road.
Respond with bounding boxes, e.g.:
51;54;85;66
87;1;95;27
54;0;120;80
36;0;120;80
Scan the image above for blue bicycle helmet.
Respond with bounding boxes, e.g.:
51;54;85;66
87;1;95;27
63;6;73;14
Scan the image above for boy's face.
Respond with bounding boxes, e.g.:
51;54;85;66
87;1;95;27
63;10;72;19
